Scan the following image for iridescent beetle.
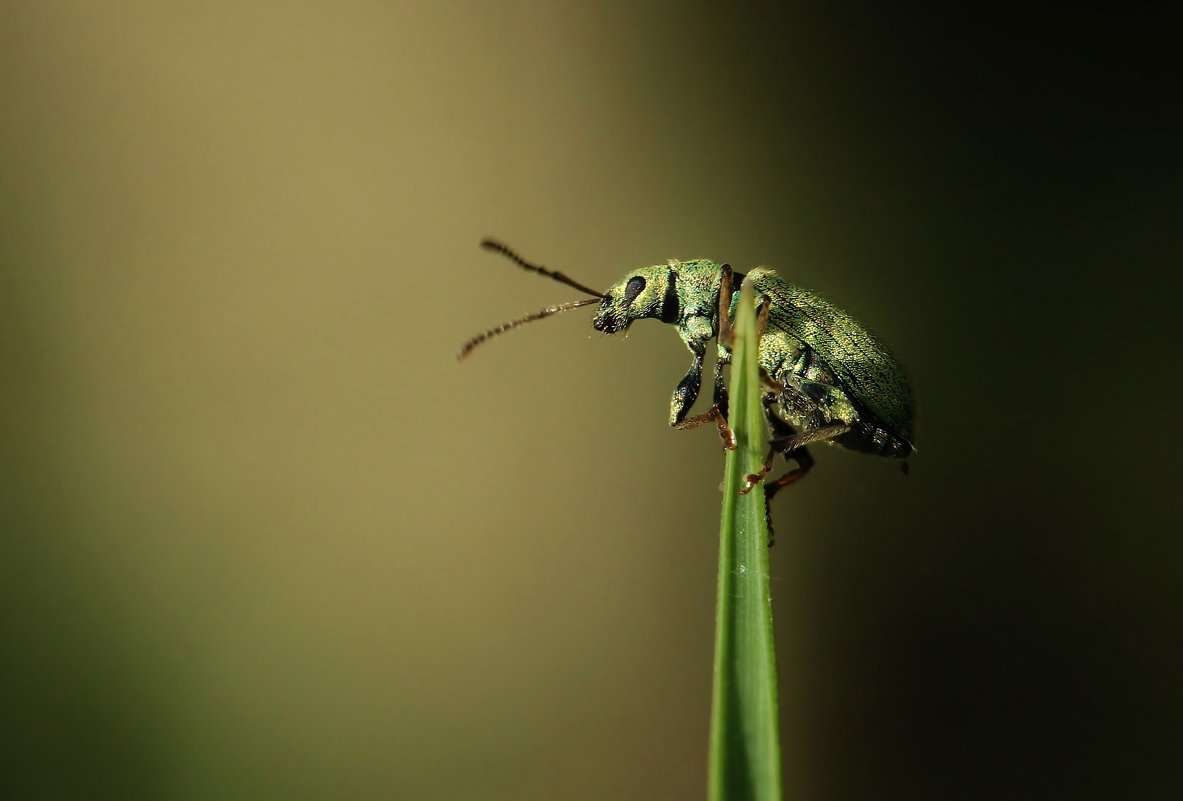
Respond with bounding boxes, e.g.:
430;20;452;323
459;239;914;502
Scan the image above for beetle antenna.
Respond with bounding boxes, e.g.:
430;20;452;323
457;298;600;360
480;238;605;298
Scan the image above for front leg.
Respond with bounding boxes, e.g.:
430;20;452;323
668;353;703;426
670;352;735;449
711;359;729;422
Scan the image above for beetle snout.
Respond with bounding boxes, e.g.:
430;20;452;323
592;295;620;333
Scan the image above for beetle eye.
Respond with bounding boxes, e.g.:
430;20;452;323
623;276;646;305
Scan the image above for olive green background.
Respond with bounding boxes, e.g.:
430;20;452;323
2;3;1178;800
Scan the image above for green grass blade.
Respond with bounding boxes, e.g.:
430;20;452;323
708;278;783;801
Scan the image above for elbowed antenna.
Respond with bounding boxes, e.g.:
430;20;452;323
457;299;600;360
456;239;606;360
480;238;605;299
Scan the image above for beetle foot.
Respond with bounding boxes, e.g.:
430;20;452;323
739;444;779;494
740;473;763;495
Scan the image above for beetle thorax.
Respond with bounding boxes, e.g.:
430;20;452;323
678;314;715;351
669;259;726;350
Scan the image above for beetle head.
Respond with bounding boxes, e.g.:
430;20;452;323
593;264;680;334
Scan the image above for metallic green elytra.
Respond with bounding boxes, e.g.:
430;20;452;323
460;239;914;497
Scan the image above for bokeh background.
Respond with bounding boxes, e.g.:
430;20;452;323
3;3;1178;800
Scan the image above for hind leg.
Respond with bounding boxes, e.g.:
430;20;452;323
764;446;815;502
741;423;851;495
751;441;815;548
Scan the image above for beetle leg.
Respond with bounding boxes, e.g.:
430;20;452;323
711;264;738;417
740;443;780;495
674;405;736;450
756;444;816;548
764;446;816;502
716;263;735;348
741;423;851;494
669;352;704;426
775;375;860;432
711;355;730;420
769;422;853;453
685;352;734;450
671;335;737;449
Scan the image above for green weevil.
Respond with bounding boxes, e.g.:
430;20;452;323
459;239;914;502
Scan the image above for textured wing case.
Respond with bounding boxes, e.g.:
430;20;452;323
747;268;913;441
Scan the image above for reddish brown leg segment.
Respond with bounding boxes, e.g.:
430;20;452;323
741;444;779;495
717;264;735;348
764;462;811;497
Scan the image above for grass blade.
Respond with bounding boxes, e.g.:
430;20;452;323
708;277;783;801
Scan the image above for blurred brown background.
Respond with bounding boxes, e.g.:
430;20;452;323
2;3;1178;800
